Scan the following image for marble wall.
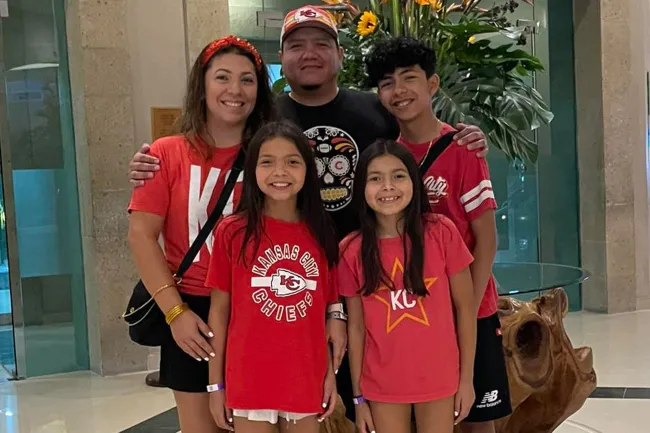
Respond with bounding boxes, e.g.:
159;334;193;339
66;0;230;375
574;0;650;313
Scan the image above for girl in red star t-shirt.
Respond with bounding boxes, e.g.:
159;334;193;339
338;140;478;433
127;36;276;433
205;121;340;432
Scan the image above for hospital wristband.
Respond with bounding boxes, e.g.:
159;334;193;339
353;395;366;405
327;311;348;321
206;383;225;393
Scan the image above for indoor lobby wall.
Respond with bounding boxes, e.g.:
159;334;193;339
65;0;230;375
574;0;650;313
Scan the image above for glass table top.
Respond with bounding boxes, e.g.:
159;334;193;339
492;262;590;296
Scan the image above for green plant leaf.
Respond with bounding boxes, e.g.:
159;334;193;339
327;0;553;164
272;76;288;94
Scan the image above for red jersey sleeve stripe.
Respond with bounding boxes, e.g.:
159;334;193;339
463;189;495;213
460;180;493;205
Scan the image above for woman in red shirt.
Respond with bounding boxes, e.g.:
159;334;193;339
338;140;477;433
206;121;339;432
127;36;274;432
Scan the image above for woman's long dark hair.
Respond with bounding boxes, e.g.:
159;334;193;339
180;42;276;158
353;139;432;296
235;120;339;268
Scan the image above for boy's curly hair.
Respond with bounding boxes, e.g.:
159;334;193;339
365;36;437;88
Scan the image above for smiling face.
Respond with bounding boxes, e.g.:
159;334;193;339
377;65;439;124
256;136;307;204
364;154;414;218
204;52;258;127
279;27;343;91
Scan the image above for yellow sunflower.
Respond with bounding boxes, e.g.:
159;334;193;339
357;11;378;37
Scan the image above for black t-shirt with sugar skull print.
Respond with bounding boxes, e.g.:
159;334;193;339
277;89;399;238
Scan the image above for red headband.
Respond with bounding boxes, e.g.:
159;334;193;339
201;35;263;71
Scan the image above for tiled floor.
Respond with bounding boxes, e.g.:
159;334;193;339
0;309;646;432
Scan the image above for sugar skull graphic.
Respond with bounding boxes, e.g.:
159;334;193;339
304;126;359;211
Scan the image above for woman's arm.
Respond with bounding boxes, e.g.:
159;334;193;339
345;296;366;397
449;267;477;389
128;211;214;360
127;211;183;313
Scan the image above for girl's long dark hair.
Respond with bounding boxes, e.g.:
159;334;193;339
354;139;431;296
235;120;339;268
180;43;276;158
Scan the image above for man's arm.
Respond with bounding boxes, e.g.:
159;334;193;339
129;143;160;187
454;123;488;158
469;210;497;312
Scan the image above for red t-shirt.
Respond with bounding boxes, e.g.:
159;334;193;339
206;215;338;413
338;215;473;403
398;123;498;318
128;135;243;296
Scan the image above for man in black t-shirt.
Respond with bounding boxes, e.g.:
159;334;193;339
275;5;487;238
128;5;488;421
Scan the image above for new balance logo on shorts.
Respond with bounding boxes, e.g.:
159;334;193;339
477;390;502;409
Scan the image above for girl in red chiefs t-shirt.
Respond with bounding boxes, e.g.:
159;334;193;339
339;140;478;433
127;36;275;433
205;121;340;432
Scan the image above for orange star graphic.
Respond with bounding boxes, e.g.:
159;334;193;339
372;257;437;333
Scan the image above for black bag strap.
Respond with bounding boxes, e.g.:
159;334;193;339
418;131;456;176
175;149;245;279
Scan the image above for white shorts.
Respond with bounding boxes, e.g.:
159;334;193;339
232;409;317;424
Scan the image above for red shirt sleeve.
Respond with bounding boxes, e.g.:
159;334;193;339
128;140;171;217
459;153;497;221
437;216;474;276
205;218;233;293
338;236;362;298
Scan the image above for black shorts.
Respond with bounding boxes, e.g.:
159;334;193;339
159;293;211;393
464;313;512;423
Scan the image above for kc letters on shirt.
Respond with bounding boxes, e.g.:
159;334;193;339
128;135;243;296
338;216;474;403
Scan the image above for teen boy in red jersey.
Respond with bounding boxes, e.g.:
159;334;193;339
364;36;512;433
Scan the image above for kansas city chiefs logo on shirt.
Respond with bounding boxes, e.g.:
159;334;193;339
252;268;317;298
271;269;314;297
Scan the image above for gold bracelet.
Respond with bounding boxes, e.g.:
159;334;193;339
152;283;175;299
165;303;189;325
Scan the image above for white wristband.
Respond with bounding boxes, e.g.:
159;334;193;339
327;302;344;314
206;383;225;393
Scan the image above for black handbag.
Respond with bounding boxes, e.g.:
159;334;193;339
122;150;245;347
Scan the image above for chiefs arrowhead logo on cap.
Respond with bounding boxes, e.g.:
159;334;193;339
296;7;321;22
280;5;339;46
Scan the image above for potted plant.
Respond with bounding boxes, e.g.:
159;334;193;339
274;0;553;165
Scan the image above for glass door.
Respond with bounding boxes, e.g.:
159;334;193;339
0;0;89;378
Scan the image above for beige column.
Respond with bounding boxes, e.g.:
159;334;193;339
66;0;230;375
184;0;232;66
574;0;650;313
